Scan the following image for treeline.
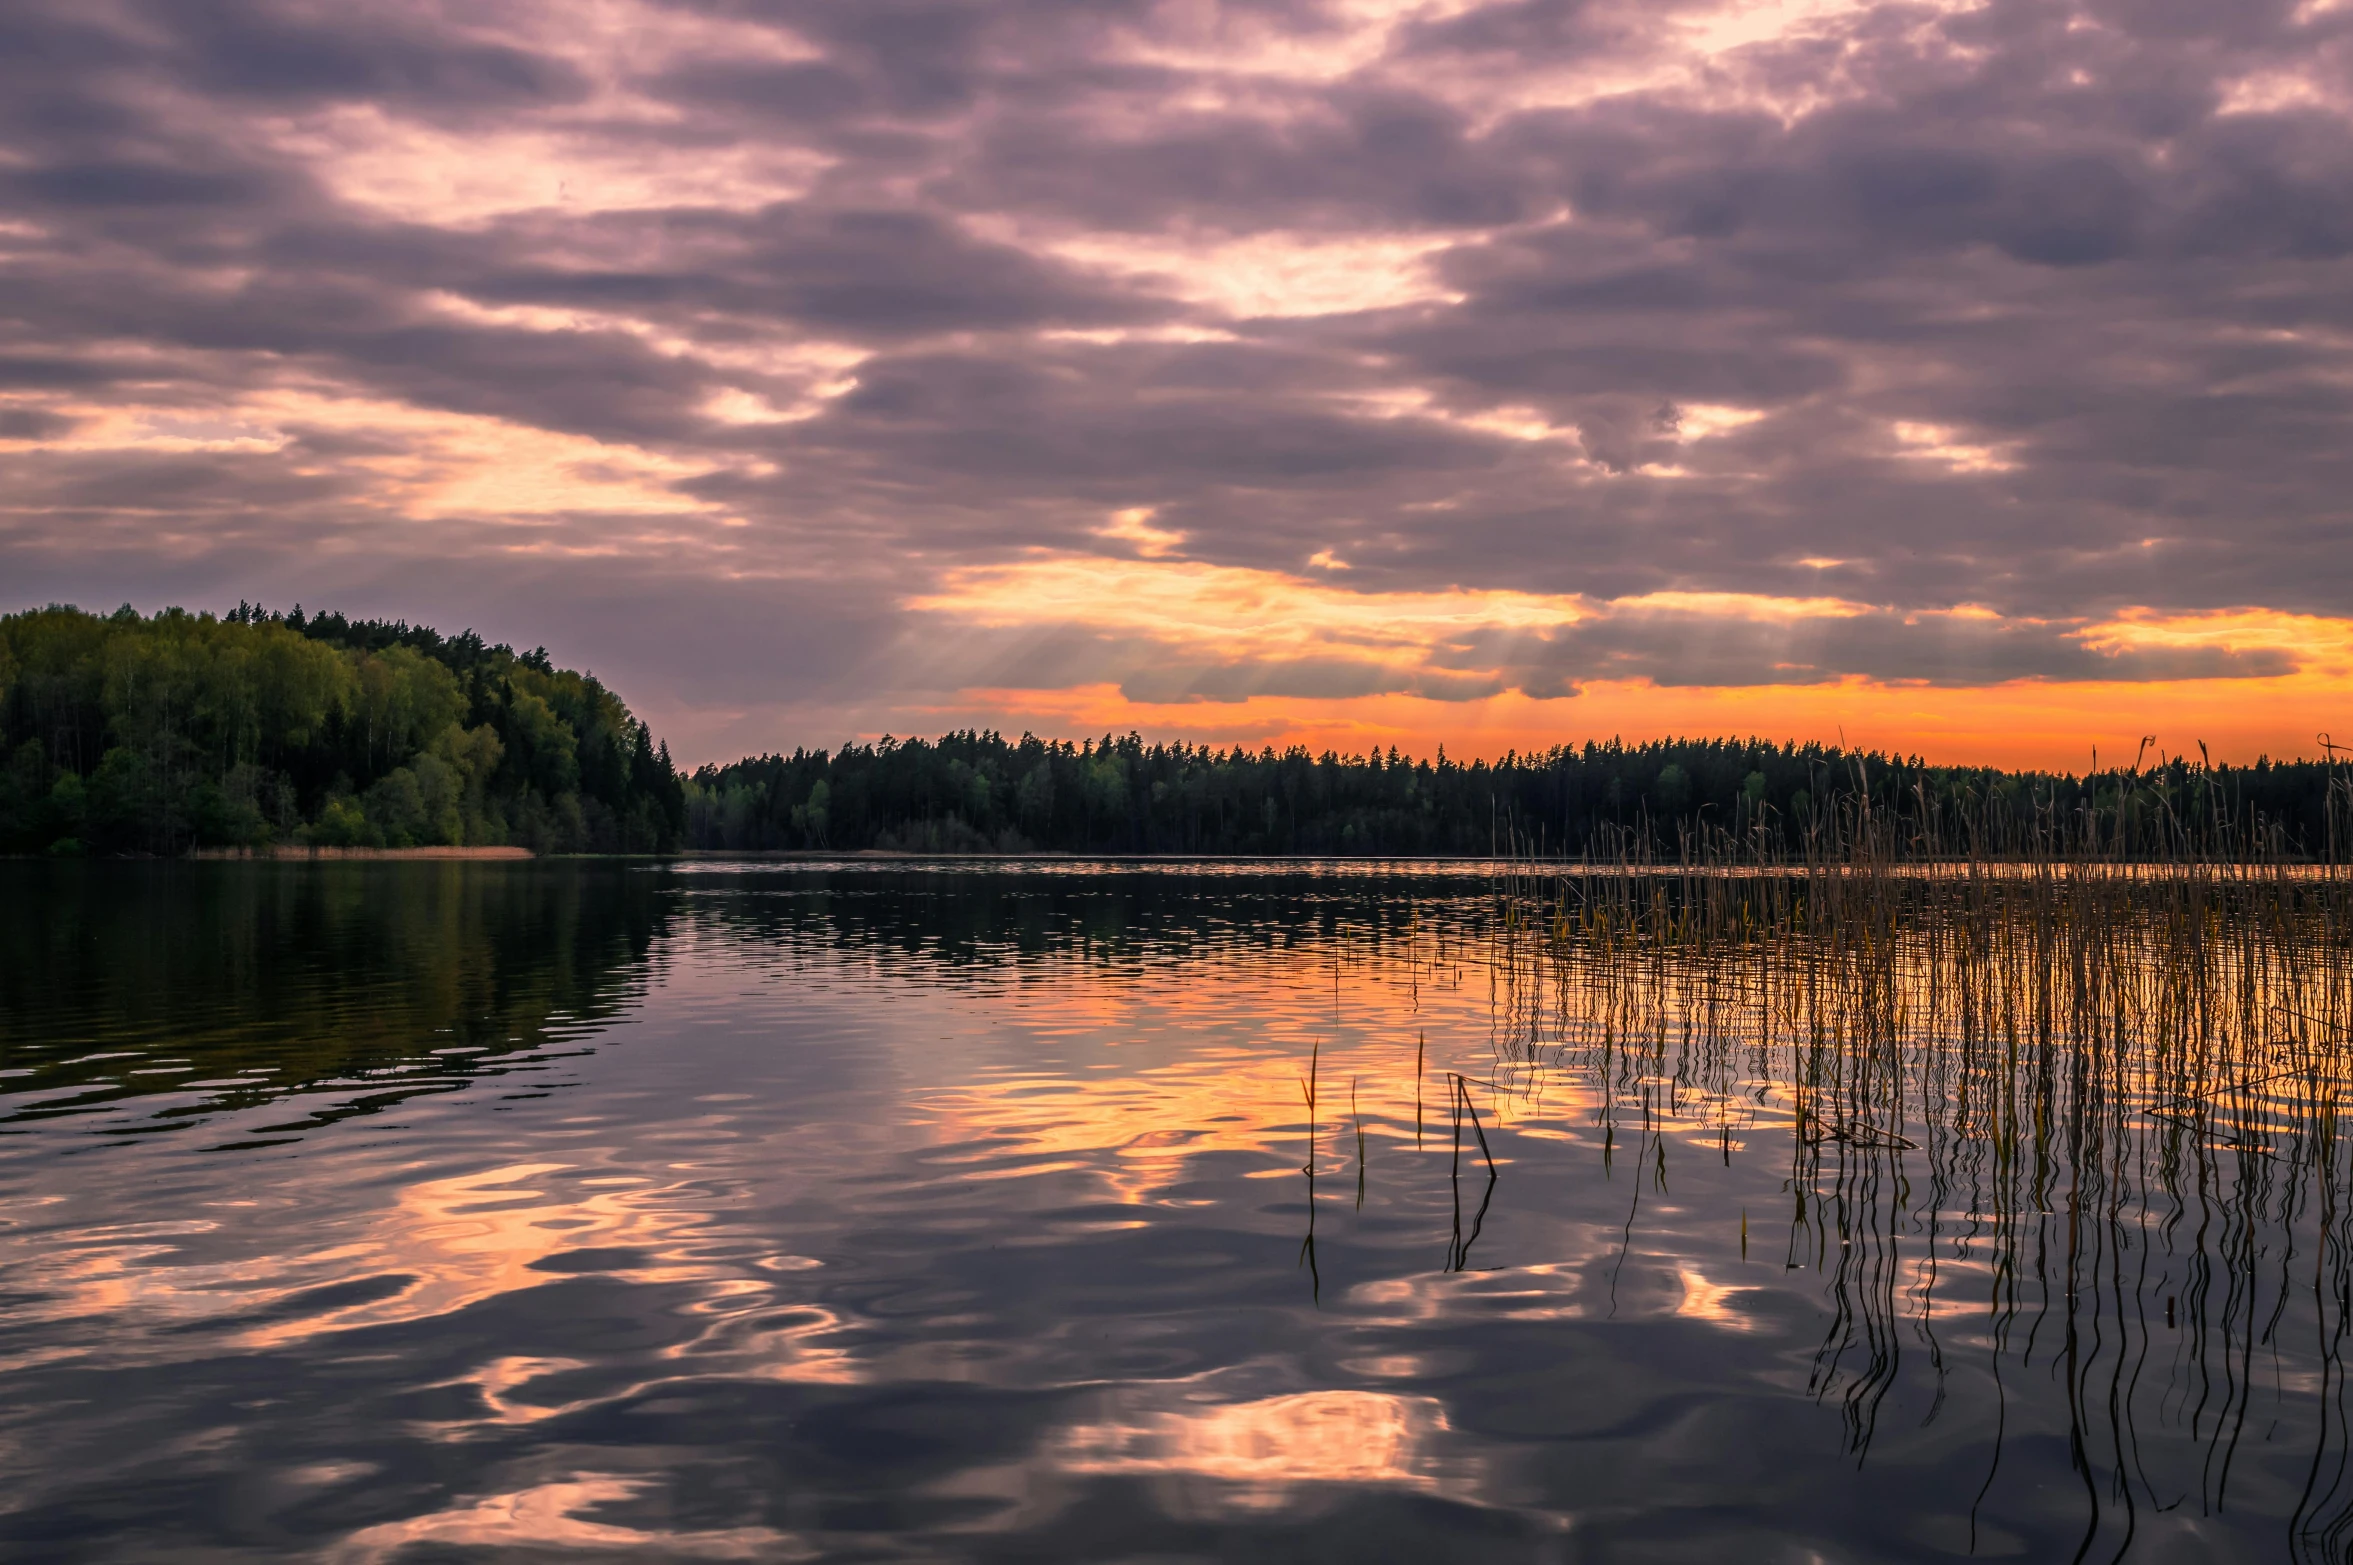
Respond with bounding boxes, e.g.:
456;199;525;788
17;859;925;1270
0;604;685;855
10;600;2347;861
686;730;2353;861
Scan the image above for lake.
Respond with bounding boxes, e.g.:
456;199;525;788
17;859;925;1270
1;858;2349;1561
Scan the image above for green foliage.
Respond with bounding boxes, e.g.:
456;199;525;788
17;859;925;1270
0;604;685;856
14;601;2347;864
684;729;2353;862
1653;763;1692;816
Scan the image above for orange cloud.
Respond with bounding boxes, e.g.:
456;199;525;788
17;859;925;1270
894;556;2353;769
906;674;2351;772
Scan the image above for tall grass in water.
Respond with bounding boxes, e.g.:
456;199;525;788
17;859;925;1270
1483;776;2353;1559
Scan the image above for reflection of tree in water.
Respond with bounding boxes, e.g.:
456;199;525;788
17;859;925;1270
677;864;1489;976
31;857;2353;1551
0;863;668;1143
1486;860;2353;1559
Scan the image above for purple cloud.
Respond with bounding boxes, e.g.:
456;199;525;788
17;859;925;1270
2;0;2350;758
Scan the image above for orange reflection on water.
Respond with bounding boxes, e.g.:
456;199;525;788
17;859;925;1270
919;1047;1332;1204
1047;1389;1460;1505
912;948;1466;1203
10;1160;861;1385
326;1474;805;1563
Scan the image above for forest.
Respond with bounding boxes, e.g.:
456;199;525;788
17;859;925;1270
685;729;2353;861
0;604;685;855
8;604;2350;860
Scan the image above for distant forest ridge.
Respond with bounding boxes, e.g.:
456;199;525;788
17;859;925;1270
6;606;2349;860
691;728;2353;861
0;604;685;856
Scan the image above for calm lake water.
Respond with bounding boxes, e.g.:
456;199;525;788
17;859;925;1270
1;859;2349;1561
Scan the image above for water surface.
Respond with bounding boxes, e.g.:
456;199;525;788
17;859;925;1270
1;859;2348;1561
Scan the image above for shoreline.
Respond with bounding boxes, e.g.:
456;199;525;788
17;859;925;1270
186;846;536;861
13;848;2349;869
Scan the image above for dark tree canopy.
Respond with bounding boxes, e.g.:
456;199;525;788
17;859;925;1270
7;602;2345;861
686;730;2353;863
0;604;684;856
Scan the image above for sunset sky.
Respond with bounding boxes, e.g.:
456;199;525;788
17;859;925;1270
4;0;2351;768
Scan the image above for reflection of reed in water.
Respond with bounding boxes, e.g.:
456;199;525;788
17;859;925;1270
1481;814;2353;1561
1447;1073;1497;1273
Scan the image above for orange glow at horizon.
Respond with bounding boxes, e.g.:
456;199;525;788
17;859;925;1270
892;554;2353;772
904;674;2352;773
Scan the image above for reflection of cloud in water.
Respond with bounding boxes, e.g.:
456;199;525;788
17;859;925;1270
8;1161;861;1384
1349;1258;1766;1329
897;939;1511;1207
1044;1386;1477;1512
463;1355;592;1424
327;1473;806;1562
920;1049;1320;1204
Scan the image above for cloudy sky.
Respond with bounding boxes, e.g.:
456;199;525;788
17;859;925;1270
4;0;2351;767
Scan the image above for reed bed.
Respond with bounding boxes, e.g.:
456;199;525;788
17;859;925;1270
1473;791;2353;1558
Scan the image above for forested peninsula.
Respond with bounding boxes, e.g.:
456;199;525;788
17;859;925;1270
0;605;685;856
8;604;2349;860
